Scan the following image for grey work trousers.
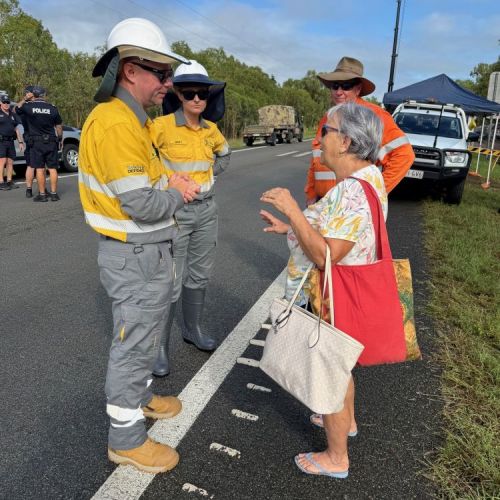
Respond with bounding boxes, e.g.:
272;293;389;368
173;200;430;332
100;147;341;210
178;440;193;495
97;237;174;450
172;197;218;301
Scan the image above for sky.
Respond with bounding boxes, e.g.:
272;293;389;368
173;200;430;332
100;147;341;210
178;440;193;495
18;0;500;100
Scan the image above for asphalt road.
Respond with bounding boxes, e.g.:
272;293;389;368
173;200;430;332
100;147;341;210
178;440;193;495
0;142;442;499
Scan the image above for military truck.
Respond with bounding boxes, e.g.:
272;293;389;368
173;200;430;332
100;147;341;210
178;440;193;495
243;105;303;146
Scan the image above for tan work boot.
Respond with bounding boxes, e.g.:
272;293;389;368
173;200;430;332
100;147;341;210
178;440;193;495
142;395;182;419
108;438;179;473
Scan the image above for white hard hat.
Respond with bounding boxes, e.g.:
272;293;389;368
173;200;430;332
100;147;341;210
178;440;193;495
174;60;209;78
173;59;224;87
93;17;189;77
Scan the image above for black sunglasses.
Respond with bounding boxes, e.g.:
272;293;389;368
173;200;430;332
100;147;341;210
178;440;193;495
132;62;173;84
329;79;361;91
179;89;210;101
321;124;340;138
1;100;10;104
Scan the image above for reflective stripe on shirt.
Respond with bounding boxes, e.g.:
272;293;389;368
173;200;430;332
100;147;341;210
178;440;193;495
314;171;336;180
161;158;212;173
377;135;410;161
84;211;175;234
107;175;151;195
79;170;116;198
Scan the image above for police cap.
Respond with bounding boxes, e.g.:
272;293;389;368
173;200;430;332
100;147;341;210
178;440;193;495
32;86;46;97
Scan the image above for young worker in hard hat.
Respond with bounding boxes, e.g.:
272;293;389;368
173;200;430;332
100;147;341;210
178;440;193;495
78;17;199;473
151;60;230;377
305;56;414;205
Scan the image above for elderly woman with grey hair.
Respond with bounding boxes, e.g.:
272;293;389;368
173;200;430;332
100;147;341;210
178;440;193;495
260;101;386;478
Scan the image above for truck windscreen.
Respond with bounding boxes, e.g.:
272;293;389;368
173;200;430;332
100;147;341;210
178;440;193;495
394;113;463;139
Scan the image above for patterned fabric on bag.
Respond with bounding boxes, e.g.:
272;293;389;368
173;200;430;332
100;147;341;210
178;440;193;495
393;259;421;361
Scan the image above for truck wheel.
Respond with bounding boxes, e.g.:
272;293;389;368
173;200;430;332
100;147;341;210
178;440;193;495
286;132;293;144
297;133;303;143
277;136;284;144
62;143;79;172
245;138;254;147
443;178;466;205
269;134;277;146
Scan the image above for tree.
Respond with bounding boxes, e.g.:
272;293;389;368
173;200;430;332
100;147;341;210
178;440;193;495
456;56;500;97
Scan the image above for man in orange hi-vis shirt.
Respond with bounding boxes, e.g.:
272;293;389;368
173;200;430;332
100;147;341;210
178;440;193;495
305;56;415;205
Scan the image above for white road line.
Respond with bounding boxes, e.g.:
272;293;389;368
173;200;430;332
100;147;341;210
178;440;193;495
13;173;79;186
182;483;214;498
293;151;311;157
275;151;299;157
232;137;312;154
236;357;260;367
231;409;259;422
232;145;267;153
246;383;272;393
261;323;271;330
249;339;265;347
92;269;286;500
209;443;241;459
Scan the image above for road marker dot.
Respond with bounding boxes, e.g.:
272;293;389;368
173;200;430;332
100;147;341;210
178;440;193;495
210;442;241;459
231;409;259;421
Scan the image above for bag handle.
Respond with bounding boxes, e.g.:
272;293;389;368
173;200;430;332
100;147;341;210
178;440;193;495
278;245;333;349
348;177;393;260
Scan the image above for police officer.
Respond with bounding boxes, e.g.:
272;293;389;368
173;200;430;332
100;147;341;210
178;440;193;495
18;86;36;198
0;94;24;190
15;86;63;202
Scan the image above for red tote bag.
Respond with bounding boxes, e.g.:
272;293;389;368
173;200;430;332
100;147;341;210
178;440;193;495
321;178;407;366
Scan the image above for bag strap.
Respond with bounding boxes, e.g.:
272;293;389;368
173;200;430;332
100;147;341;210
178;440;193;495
322;245;335;325
348;176;392;260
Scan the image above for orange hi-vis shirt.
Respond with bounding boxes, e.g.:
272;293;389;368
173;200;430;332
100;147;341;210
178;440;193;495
305;97;415;200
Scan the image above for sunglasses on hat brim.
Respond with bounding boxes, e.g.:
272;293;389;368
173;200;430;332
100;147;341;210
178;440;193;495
328;79;361;91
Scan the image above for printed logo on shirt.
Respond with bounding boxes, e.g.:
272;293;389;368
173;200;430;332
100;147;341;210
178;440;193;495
127;165;145;174
32;108;51;115
204;139;215;148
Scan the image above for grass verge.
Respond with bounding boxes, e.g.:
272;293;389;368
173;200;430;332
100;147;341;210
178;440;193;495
424;178;500;498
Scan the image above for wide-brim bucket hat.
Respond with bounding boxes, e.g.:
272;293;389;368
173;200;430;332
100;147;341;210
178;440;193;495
317;56;376;97
163;60;226;122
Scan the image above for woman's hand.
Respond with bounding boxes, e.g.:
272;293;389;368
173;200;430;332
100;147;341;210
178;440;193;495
260;209;290;234
260;187;301;218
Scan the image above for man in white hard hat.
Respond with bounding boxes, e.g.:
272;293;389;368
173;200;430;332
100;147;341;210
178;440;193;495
79;18;199;473
151;60;230;377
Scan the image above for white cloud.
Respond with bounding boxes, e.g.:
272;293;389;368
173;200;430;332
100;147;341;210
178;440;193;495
18;0;500;101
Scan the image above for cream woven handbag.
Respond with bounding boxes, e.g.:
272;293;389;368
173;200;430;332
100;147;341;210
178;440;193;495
260;246;364;414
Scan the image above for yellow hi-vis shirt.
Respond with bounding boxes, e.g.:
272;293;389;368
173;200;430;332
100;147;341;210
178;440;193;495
152;109;230;197
79;87;182;243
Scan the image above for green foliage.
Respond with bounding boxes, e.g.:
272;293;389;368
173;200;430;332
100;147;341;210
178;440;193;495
456;56;500;97
0;0;99;127
0;5;327;133
424;181;500;498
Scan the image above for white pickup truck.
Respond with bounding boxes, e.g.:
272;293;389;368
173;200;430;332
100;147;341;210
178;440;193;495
393;101;474;204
